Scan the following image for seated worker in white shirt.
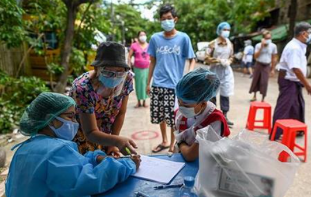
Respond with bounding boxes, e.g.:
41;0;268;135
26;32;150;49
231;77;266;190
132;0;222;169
174;68;231;162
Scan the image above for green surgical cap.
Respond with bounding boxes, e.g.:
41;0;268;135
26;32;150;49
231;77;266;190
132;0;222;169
19;92;76;136
176;68;220;104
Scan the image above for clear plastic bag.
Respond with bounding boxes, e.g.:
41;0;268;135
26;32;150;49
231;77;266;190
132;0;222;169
195;126;300;197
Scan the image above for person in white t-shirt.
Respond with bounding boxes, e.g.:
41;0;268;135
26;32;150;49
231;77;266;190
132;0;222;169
242;40;254;77
249;30;278;102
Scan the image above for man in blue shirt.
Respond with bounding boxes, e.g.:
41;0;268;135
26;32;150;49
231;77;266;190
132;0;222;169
147;4;196;153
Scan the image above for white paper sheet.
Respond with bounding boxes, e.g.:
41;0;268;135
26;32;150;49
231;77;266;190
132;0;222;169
131;155;185;184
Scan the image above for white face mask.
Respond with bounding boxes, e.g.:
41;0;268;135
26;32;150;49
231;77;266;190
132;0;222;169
221;31;230;38
265;39;272;45
303;33;311;44
139;35;147;43
179;106;198;118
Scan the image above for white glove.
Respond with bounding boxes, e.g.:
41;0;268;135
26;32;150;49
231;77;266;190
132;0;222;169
220;59;231;67
174;127;196;145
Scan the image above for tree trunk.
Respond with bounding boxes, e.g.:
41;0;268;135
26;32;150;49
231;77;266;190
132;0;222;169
288;0;298;41
54;0;94;93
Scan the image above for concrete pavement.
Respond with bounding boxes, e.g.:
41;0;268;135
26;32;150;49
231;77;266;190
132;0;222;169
123;63;311;196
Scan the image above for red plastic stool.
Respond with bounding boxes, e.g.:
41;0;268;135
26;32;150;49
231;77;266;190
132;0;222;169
270;119;307;162
246;101;271;133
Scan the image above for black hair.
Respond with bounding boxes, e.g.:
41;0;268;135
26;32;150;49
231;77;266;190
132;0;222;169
159;4;177;18
137;31;146;38
294;22;311;37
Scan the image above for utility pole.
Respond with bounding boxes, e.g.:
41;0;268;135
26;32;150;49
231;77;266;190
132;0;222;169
110;0;115;41
288;0;298;41
121;20;125;45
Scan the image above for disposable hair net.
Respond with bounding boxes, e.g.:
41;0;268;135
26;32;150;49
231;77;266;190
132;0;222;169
176;68;220;104
216;22;231;35
19;92;76;136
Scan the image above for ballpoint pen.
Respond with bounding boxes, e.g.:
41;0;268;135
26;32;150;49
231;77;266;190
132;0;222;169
119;155;131;158
154;183;184;190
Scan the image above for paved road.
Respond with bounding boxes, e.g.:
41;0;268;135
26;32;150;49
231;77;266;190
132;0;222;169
123;62;311;196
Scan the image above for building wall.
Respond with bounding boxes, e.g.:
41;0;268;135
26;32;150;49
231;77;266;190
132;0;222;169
276;0;311;24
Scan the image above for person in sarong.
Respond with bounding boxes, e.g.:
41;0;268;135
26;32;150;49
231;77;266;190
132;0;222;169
270;22;311;140
128;31;150;108
249;30;278;102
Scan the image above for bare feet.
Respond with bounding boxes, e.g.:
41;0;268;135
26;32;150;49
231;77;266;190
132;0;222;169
143;101;148;108
134;103;141;108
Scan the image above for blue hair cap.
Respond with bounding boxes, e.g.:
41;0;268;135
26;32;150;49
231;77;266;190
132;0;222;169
216;22;231;35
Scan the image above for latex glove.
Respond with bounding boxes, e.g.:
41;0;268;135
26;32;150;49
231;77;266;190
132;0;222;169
220;59;231;67
174;127;196;145
130;155;141;171
106;146;121;158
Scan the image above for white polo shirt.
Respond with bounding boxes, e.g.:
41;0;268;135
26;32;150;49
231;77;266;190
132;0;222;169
278;38;307;82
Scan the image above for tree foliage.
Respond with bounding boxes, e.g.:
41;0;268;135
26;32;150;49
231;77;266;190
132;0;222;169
168;0;275;49
0;0;25;48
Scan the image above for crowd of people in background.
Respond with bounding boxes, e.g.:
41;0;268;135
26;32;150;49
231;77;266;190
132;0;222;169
5;3;311;197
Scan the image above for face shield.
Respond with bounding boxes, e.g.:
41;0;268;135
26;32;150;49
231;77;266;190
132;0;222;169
97;67;128;98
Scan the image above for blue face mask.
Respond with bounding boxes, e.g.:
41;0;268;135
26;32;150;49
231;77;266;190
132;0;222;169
49;117;79;141
99;74;124;88
221;31;230;38
161;19;175;32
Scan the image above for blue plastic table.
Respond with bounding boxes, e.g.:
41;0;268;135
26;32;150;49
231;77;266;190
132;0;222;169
95;153;199;197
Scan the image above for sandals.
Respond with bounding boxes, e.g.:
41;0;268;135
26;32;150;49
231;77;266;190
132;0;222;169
250;98;257;102
152;144;170;153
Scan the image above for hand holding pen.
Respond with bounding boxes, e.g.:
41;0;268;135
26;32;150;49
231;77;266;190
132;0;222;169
117;136;138;155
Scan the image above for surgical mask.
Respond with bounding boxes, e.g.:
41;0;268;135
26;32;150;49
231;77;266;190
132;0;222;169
49;117;79;141
139;35;147;43
161;19;175;32
179;106;198;118
99;74;124;88
265;39;272;45
305;34;311;44
221;31;230;38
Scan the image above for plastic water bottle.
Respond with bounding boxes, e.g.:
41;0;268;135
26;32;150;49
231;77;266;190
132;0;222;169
179;176;198;197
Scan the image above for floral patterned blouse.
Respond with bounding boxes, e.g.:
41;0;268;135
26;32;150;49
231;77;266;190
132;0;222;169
69;71;134;153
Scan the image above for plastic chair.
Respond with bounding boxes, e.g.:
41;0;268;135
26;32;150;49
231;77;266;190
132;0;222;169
270;119;307;162
246;101;271;133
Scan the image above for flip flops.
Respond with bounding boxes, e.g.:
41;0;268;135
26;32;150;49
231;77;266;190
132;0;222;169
250;98;257;102
152;144;170;153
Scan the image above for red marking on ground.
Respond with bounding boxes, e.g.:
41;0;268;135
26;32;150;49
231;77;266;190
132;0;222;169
131;130;159;140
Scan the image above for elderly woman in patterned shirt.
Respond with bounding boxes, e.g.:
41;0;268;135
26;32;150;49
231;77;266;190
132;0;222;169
70;42;136;156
